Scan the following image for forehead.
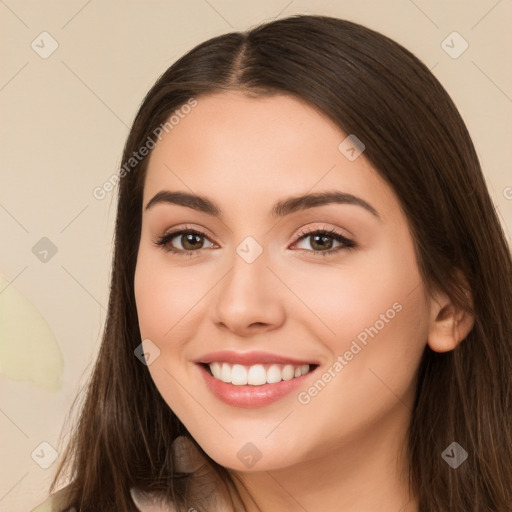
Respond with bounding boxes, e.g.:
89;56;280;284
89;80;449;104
142;91;395;221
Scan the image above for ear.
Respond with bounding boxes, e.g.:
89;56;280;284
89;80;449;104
427;278;474;353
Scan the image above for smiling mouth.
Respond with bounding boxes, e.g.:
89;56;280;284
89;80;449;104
200;362;318;386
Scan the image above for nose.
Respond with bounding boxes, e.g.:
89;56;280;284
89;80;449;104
213;244;286;337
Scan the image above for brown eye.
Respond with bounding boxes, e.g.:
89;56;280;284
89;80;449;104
292;228;356;256
154;229;215;256
177;232;204;250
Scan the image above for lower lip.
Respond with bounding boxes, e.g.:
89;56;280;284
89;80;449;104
197;364;315;408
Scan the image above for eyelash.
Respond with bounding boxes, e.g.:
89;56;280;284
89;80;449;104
153;225;357;258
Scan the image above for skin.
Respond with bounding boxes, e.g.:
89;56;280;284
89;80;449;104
134;91;474;512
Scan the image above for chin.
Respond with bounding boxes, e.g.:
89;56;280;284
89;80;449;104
194;435;305;473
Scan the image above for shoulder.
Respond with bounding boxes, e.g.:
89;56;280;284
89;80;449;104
29;484;179;512
31;485;75;512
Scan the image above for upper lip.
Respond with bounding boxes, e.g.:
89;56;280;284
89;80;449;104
195;350;318;366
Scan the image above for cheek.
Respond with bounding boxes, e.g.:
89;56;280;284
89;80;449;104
290;241;426;350
291;237;429;406
134;276;171;342
134;252;209;342
291;280;428;457
134;255;204;422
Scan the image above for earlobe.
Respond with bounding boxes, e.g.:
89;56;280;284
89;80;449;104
427;290;475;353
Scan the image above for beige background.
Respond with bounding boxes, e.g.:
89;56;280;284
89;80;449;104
0;1;511;510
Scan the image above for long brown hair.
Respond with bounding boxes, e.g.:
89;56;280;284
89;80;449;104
51;14;512;511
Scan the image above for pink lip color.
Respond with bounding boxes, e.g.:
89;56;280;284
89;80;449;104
197;363;316;408
196;350;317;366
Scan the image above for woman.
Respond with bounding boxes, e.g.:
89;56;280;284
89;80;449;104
35;14;512;512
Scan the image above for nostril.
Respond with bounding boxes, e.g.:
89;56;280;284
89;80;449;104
250;322;267;328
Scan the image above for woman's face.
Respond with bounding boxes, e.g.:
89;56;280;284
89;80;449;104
134;91;432;472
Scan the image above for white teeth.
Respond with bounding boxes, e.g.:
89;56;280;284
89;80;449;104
210;362;222;379
208;362;312;386
231;364;248;385
247;364;267;386
267;364;282;384
282;365;295;381
221;362;231;383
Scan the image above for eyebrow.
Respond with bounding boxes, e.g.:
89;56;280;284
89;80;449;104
144;190;380;218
